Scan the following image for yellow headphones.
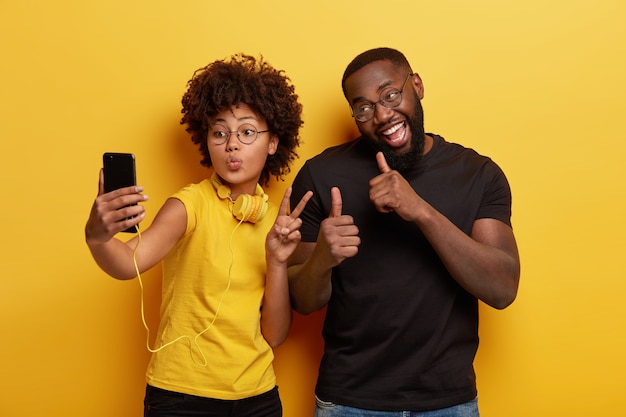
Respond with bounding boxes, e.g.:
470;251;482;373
210;173;269;223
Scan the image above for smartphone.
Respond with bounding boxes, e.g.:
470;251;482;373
103;152;138;233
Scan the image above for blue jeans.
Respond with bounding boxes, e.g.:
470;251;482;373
314;396;479;417
144;385;282;417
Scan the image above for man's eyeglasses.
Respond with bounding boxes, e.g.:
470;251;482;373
208;123;270;145
350;73;413;123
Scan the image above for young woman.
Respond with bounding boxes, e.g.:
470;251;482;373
85;54;311;417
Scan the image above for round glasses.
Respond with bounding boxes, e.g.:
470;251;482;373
351;73;413;122
208;123;270;145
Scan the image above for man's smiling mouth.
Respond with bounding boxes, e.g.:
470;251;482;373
381;121;407;145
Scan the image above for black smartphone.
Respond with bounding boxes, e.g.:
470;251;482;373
103;152;138;233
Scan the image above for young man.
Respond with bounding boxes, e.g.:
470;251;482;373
288;47;520;416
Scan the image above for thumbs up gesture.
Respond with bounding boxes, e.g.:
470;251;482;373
369;152;420;221
316;187;360;267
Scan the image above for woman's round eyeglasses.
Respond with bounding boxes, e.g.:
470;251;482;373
208;123;270;145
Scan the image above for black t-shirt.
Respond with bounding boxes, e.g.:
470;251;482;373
290;134;512;411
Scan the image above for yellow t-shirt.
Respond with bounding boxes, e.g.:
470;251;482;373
145;179;279;400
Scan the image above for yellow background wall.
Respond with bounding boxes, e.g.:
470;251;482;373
1;0;625;415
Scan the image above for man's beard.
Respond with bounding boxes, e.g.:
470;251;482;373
364;98;425;173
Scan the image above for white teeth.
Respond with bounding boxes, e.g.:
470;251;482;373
382;123;403;136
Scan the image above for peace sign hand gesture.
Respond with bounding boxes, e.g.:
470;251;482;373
266;187;313;265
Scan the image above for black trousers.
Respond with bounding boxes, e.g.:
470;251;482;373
144;385;282;417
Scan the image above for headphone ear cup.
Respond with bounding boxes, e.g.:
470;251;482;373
232;194;268;223
232;194;250;222
246;195;265;223
256;194;269;222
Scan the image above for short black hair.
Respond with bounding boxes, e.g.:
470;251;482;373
341;47;412;98
181;54;303;186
